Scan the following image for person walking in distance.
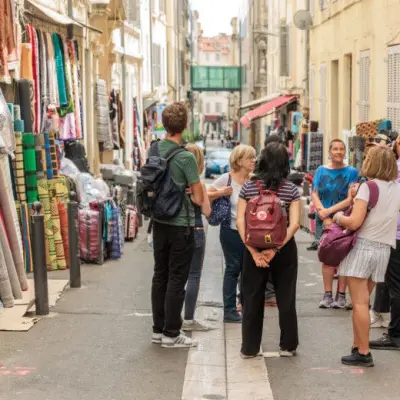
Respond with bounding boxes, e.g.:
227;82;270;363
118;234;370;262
182;144;212;332
150;103;204;348
208;145;256;322
312;139;358;309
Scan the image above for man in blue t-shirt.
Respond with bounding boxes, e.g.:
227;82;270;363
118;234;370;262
312;139;358;310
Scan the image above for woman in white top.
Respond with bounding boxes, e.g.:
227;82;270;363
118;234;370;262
333;146;400;367
208;145;256;323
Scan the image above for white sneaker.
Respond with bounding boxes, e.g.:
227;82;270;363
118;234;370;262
182;320;211;332
161;333;198;348
370;310;384;328
152;333;162;344
279;349;297;357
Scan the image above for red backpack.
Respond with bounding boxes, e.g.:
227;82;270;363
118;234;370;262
245;181;287;249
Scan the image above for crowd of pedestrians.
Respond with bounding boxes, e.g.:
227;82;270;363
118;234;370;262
142;102;400;367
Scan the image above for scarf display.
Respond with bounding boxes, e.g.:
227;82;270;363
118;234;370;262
96;79;113;149
109;89;120;149
306;133;323;173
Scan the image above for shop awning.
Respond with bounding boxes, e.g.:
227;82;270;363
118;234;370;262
240;95;297;128
239;93;281;110
26;0;83;26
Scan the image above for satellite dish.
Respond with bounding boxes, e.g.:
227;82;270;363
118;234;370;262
293;10;313;30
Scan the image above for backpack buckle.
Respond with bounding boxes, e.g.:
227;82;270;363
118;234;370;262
264;234;272;243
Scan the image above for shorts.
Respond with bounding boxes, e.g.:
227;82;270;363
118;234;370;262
338;237;391;283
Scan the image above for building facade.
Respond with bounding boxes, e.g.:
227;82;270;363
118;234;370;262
310;0;400;156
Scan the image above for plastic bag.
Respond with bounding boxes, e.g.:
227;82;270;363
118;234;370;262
60;157;80;177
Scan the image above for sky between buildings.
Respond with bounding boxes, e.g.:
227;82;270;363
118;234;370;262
190;0;241;36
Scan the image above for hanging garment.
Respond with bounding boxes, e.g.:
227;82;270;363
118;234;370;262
116;91;125;148
59;112;77;140
32;28;41;133
18;79;35;133
68;40;81;139
109;89;120;149
22;133;38;203
20;43;33;80
0;0;10;83
37;178;58;270
5;0;16;65
0;153;27;290
0;88;15;153
110;205;121;259
46;33;59;106
95;79;113;149
51;33;67;107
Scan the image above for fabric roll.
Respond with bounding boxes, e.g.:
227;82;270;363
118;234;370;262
22;133;38;203
43;133;53;179
0;240;14;307
0;153;27;290
14;105;21;121
35;135;44;177
8;155;17;200
20;202;33;273
51;33;67;107
48;132;59;177
48;180;66;269
14;133;26;202
38;134;47;175
57;202;69;268
18;79;35;133
54;176;70;203
37;178;58;270
0;208;22;299
14;119;24;132
7;103;14;120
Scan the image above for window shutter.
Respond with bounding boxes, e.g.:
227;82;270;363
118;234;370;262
388;45;400;131
280;23;289;77
358;49;371;123
319;63;327;134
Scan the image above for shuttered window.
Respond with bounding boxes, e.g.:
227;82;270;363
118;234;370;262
319;63;327;134
388;45;400;131
309;65;315;120
280;23;289;77
358;49;370;123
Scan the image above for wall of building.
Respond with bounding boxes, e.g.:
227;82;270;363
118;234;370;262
310;0;400;158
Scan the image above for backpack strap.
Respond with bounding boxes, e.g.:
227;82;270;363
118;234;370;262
164;146;186;162
365;181;379;210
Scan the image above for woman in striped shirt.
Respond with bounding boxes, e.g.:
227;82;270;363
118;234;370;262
236;142;301;358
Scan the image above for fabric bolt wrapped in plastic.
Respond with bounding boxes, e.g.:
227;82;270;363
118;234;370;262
75;173;110;207
79;209;102;264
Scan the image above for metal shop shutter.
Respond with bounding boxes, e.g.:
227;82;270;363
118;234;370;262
358;49;371;123
388;44;400;131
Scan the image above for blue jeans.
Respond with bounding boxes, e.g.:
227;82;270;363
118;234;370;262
184;230;206;320
220;226;245;316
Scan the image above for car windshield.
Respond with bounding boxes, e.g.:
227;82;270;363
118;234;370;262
209;151;230;160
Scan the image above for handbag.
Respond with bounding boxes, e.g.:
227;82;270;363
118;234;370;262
208;174;232;227
318;181;379;267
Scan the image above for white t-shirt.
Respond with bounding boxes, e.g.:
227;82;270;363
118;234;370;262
356;179;400;247
212;173;243;230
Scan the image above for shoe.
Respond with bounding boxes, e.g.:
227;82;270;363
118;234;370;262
224;312;242;323
161;333;198;348
307;242;318;251
182;320;211;332
279;349;297;357
265;296;277;307
240;352;262;359
152;333;162;344
332;295;346;309
370;310;384;328
341;350;374;367
319;293;333;309
351;346;358;354
370;333;400;350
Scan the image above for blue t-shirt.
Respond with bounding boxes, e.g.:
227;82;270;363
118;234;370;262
312;165;359;208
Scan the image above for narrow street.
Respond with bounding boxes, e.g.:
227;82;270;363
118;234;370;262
1;222;400;400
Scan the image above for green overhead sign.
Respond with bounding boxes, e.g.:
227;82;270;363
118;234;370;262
191;66;241;91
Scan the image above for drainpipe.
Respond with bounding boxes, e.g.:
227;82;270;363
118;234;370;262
149;1;154;93
304;0;310;106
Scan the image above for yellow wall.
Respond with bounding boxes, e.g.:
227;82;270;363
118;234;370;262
310;0;400;158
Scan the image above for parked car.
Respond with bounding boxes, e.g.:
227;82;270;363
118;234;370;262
205;149;231;178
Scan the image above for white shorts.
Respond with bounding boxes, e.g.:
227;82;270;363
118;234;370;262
339;237;391;283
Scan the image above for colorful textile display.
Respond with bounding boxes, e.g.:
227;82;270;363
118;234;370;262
125;206;138;240
79;209;102;264
57;201;69;268
49;132;59;177
307;133;323;173
17;79;35;133
22;133;38;203
348;136;365;171
96;79;113;149
356;120;381;139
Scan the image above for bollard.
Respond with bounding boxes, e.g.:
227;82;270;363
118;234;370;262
68;191;81;288
31;202;49;315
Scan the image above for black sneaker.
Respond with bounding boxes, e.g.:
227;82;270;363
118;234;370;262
307;242;318;251
341;350;374;367
370;334;400;351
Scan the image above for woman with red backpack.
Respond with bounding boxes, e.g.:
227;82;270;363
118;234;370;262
236;142;301;358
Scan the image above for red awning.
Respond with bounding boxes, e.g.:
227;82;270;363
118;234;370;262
240;95;297;128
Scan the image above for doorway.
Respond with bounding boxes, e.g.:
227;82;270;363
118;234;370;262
343;54;352;129
331;60;339;138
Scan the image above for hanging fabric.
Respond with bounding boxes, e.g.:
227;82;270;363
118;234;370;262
109;89;120;149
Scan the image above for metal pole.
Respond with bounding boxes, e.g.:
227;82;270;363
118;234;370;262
304;0;310;106
31;202;49;316
68;192;81;288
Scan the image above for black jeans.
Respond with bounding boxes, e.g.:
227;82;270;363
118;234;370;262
151;222;195;338
386;240;400;340
373;283;390;313
241;239;299;356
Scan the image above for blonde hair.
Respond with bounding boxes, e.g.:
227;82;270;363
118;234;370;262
186;144;205;175
362;146;398;181
229;144;256;172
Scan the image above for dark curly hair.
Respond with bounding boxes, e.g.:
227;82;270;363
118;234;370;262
162;102;188;135
252;142;290;189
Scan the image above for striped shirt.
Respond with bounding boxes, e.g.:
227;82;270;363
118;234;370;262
239;179;300;214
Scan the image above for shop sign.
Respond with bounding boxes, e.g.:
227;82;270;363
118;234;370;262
151;104;167;135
